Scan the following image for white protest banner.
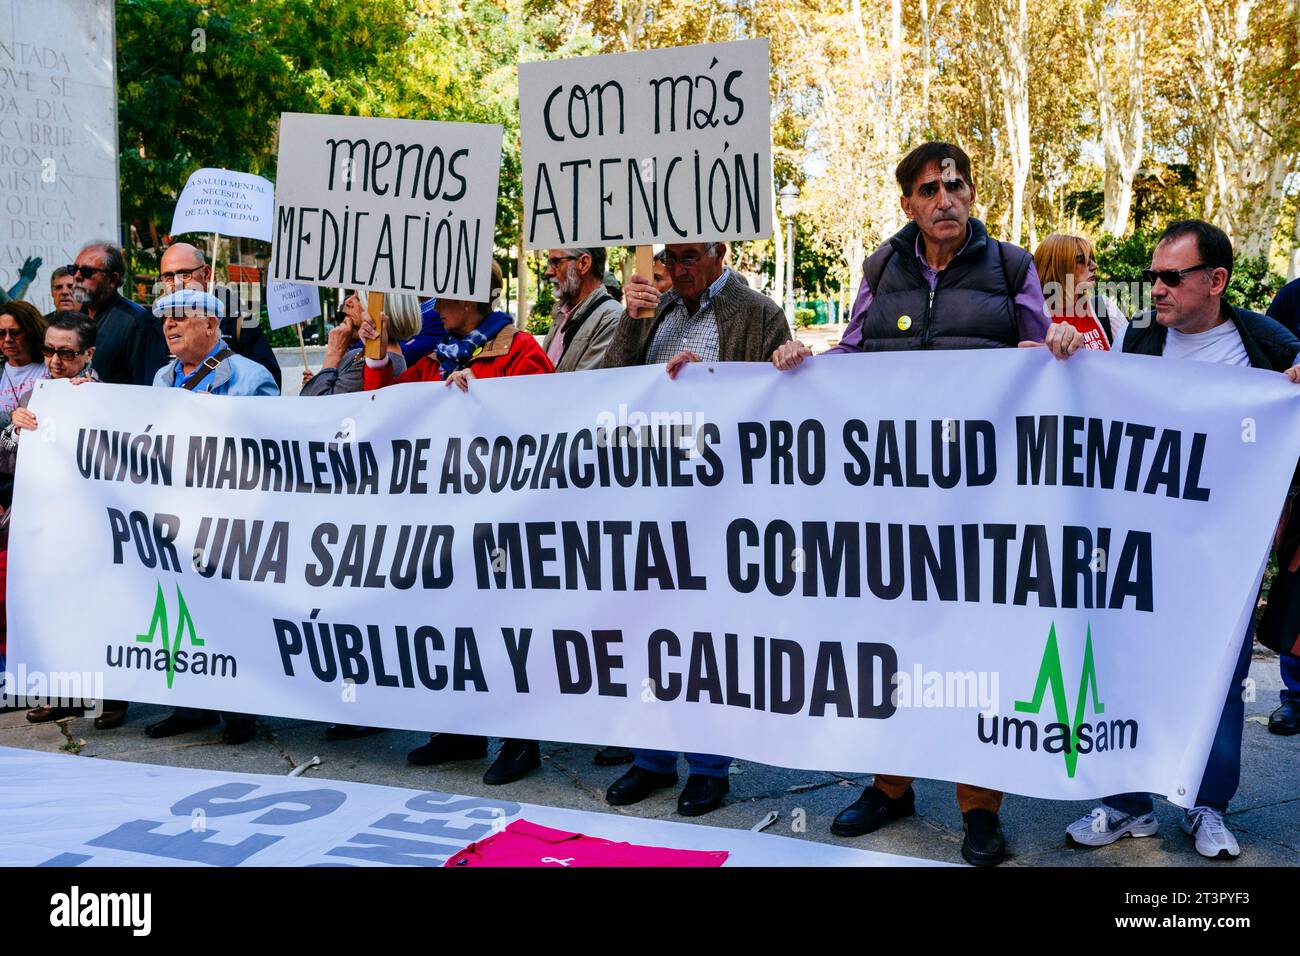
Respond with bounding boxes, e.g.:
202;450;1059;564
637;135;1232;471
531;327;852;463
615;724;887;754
268;113;503;301
266;281;323;331
9;351;1300;806
0;747;931;866
169;168;275;242
519;39;772;249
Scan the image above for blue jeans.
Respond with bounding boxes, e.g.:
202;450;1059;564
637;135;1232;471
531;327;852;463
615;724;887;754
634;749;732;778
1280;653;1300;702
1105;622;1253;815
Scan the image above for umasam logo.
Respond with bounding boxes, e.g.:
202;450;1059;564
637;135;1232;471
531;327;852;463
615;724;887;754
977;623;1137;775
105;582;237;686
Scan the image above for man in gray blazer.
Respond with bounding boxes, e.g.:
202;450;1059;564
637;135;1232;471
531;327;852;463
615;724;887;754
540;245;634;770
542;247;622;372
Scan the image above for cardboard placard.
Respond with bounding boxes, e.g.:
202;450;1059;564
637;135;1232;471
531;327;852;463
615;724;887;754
269;113;503;301
519;39;772;250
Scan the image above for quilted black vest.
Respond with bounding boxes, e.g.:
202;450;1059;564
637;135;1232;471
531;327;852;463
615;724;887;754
859;218;1030;351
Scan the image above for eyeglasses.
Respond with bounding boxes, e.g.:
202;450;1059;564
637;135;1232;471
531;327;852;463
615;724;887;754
0;328;25;339
43;345;86;361
1075;255;1098;268
65;264;109;279
662;251;712;270
546;255;579;269
160;266;203;283
1140;264;1214;287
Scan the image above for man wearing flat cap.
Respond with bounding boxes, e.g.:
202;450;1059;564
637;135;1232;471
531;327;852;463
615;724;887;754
144;289;276;742
150;289;279;396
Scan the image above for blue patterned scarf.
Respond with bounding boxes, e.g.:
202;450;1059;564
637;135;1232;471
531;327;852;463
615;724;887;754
434;311;511;378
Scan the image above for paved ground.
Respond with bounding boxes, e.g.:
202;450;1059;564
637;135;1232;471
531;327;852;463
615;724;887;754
3;648;1295;867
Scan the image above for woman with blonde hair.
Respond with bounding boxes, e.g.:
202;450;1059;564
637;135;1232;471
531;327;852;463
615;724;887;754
1033;234;1124;350
300;292;422;395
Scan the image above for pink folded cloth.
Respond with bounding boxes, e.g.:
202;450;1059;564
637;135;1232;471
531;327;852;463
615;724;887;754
444;819;729;868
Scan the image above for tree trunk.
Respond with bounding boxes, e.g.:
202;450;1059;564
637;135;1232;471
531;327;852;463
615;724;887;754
1081;0;1146;236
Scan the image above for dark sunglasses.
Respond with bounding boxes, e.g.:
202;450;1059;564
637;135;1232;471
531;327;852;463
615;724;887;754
43;345;87;361
0;328;25;339
1075;255;1098;267
1140;264;1213;287
65;264;110;279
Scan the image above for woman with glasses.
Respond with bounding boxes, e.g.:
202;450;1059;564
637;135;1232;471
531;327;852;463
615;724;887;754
1032;234;1124;350
0;302;49;415
0;312;129;728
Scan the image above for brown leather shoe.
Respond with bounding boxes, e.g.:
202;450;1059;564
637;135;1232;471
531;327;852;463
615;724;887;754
26;706;84;723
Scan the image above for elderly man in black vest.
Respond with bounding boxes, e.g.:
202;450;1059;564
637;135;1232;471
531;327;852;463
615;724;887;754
772;141;1050;866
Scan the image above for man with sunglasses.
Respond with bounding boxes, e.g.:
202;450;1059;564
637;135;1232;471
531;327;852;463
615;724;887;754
157;242;282;389
69;242;163;386
1048;220;1300;860
601;241;790;817
771;141;1049;867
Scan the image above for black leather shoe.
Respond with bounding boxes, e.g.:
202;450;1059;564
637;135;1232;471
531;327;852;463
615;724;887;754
593;746;635;766
961;809;1007;866
221;718;258;745
146;710;218;739
606;765;679;806
93;704;129;730
1269;699;1300;735
677;774;730;817
407;733;488;766
325;724;384;741
830;786;916;837
483;739;541;785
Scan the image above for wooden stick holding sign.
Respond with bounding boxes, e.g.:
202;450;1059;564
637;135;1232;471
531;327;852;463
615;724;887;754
207;233;219;295
364;292;386;360
295;322;311;374
632;246;655;318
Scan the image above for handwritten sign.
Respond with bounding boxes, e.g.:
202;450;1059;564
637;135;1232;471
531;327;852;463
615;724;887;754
266;281;322;330
269;113;503;301
519;39;772;249
170;168;275;242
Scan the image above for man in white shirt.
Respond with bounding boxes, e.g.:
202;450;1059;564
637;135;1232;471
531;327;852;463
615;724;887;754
1047;220;1300;860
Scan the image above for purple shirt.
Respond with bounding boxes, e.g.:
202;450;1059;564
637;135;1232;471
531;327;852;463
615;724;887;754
830;226;1049;353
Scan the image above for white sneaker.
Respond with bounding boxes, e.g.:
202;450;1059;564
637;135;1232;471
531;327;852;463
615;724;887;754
1065;805;1159;846
1180;806;1240;859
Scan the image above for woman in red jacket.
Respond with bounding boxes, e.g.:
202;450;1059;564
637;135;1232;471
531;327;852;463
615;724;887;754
360;262;553;391
359;261;553;786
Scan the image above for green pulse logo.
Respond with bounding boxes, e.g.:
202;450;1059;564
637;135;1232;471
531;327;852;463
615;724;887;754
135;582;204;689
1014;623;1102;777
977;623;1137;772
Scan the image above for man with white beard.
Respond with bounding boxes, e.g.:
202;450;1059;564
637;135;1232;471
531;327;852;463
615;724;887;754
541;247;622;372
69;241;164;386
540;245;628;767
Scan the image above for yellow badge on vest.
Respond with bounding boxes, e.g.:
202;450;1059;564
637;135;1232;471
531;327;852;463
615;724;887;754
897;315;912;331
